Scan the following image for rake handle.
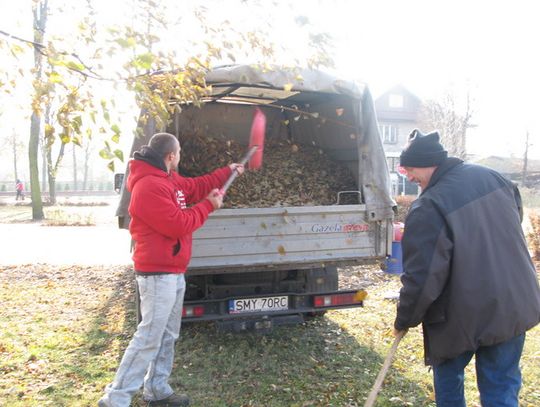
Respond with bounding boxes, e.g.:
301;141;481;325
363;330;406;407
221;146;258;194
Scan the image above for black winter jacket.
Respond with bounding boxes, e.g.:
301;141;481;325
395;157;540;366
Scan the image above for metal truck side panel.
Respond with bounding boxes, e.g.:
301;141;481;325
189;204;388;272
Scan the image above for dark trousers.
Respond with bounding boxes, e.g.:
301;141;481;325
433;333;525;407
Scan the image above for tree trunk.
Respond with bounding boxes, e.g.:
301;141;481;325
47;141;66;205
82;140;91;191
29;0;48;220
47;172;56;205
29;112;44;219
522;131;529;187
46;147;56;204
41;141;47;193
41;107;50;195
72;144;78;191
12;132;18;183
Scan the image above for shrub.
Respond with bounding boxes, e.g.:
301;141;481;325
43;209;96;226
520;187;540;209
394;195;416;222
528;212;540;261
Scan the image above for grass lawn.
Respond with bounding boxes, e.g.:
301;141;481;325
0;198;116;226
0;264;538;407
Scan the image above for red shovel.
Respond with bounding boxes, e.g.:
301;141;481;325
221;107;266;193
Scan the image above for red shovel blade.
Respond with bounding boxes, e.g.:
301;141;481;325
248;107;266;170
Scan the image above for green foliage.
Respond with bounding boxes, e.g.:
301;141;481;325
1;0;336;175
47;71;63;84
99;147;114;160
113;149;124;162
114;37;137;49
111;124;121;138
132;52;154;70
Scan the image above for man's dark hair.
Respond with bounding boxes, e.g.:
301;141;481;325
149;133;180;158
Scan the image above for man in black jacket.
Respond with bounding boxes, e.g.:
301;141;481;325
394;129;540;407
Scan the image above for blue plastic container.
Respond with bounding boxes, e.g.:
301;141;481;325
385;241;403;274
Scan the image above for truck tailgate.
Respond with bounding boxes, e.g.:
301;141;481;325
189;204;386;273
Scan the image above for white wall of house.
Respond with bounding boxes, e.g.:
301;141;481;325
375;85;422;195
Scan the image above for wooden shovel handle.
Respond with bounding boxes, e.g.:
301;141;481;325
363;330;406;407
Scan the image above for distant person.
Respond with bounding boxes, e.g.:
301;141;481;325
393;129;540;406
99;132;244;407
15;179;24;200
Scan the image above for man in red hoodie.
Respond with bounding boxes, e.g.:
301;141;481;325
99;132;244;407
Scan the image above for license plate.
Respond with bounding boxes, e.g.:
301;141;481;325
229;296;288;314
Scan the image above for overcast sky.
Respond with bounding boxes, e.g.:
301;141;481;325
235;0;539;159
296;0;540;158
1;0;539;163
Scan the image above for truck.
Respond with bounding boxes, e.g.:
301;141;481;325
116;64;395;331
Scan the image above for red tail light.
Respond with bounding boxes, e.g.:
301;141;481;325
182;305;205;317
313;291;365;308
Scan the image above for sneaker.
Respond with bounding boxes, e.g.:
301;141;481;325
146;393;190;406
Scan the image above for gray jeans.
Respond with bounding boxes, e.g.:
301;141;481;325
99;274;186;407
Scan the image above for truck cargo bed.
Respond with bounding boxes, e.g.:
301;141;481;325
189;204;386;274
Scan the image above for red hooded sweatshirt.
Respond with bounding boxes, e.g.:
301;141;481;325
127;146;231;273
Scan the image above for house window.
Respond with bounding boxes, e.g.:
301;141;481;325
379;124;399;144
389;94;404;108
386;156;400;172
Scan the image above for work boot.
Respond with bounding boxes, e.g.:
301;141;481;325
146;393;190;406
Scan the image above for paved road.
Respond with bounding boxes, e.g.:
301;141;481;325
0;223;132;265
1;204;535;266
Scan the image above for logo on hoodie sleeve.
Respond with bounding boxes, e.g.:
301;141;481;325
176;190;187;209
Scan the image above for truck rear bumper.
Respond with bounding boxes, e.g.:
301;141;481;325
181;289;365;325
216;313;305;332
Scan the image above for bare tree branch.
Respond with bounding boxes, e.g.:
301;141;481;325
419;90;475;159
0;29;116;82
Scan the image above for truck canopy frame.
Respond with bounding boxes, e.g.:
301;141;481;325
117;64;394;224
